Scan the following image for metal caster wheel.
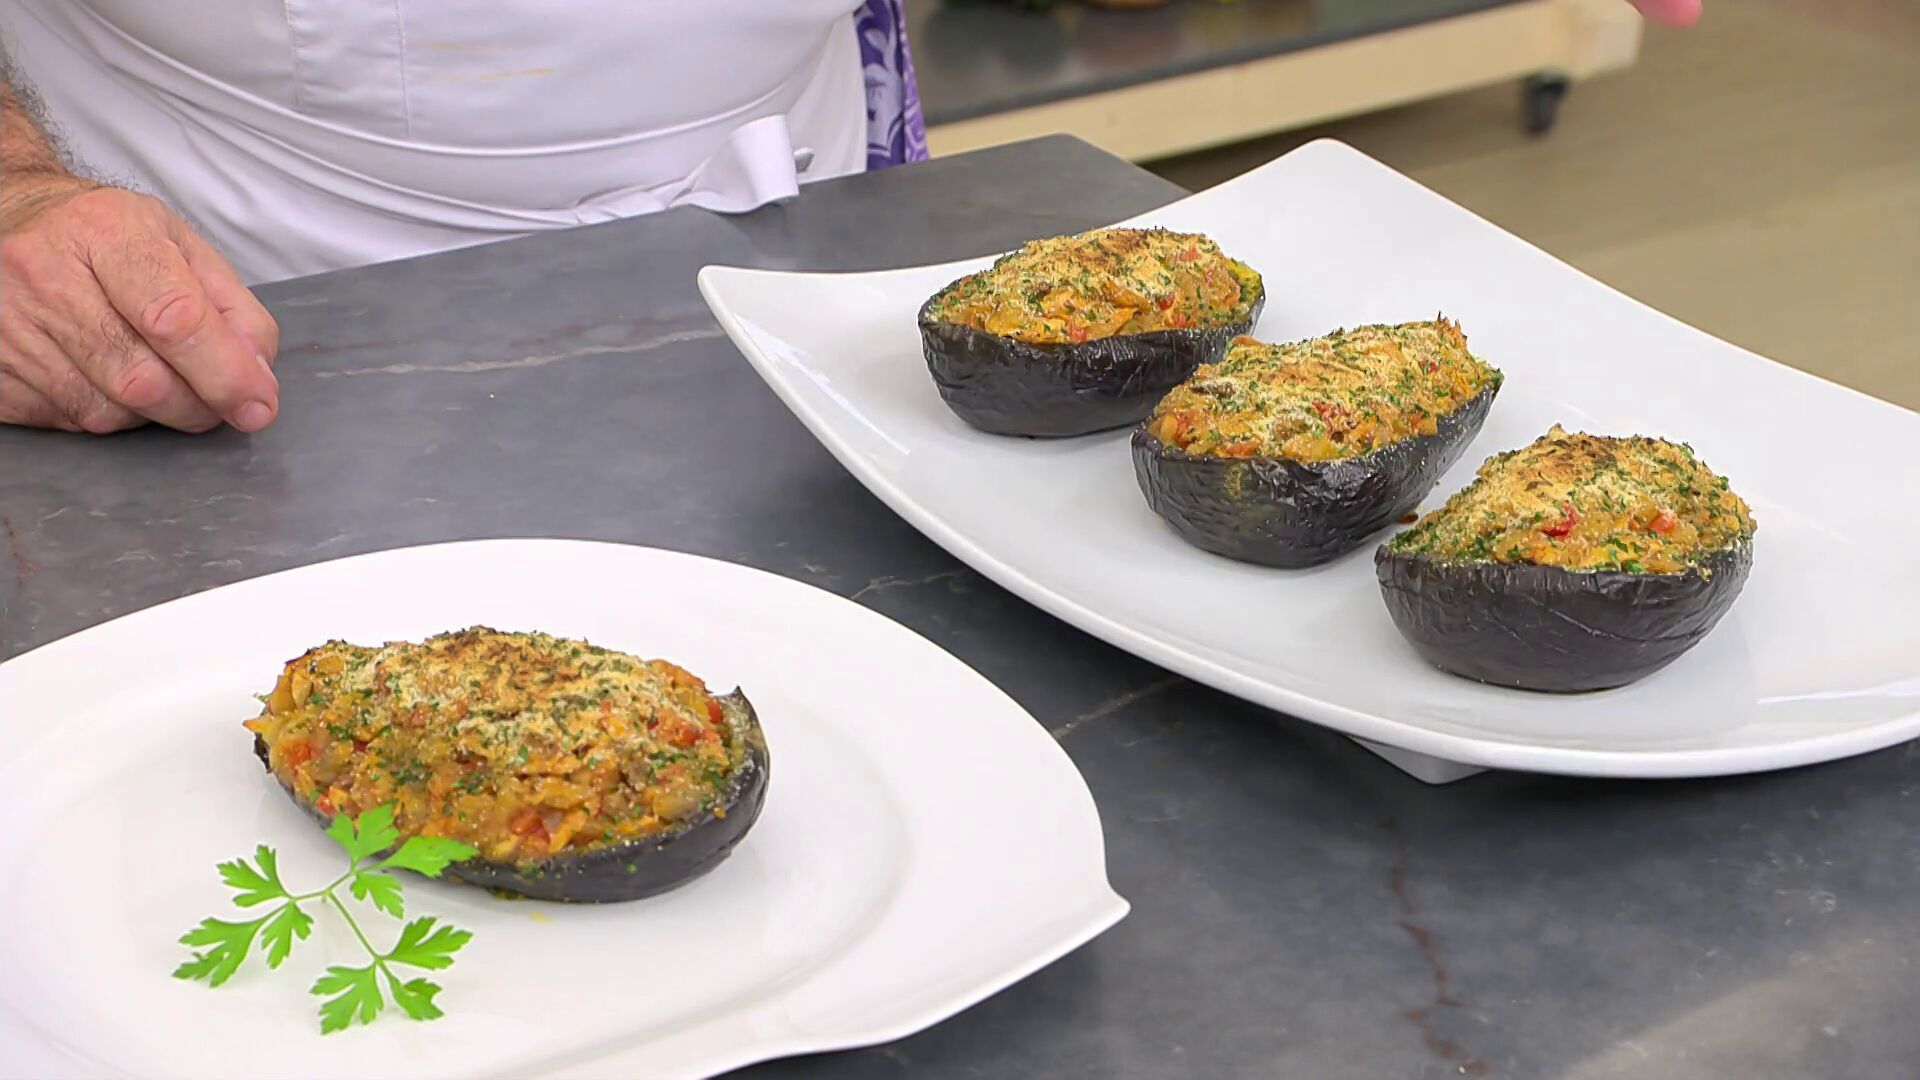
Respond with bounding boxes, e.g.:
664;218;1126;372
1524;73;1571;134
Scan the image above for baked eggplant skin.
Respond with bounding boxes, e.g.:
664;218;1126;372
255;690;770;903
1374;541;1753;692
1130;379;1498;568
917;280;1266;438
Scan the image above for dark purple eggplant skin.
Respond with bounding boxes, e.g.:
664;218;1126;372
917;275;1265;438
254;690;770;903
1374;540;1753;692
1130;378;1499;568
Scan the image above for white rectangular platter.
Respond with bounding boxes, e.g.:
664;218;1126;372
699;139;1920;780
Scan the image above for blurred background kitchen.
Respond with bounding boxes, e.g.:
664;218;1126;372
908;0;1918;409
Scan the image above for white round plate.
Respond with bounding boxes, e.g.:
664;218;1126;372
0;540;1126;1078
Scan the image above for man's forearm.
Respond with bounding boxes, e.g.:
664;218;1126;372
0;47;99;230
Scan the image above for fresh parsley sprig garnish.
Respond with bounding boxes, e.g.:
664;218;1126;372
174;804;479;1033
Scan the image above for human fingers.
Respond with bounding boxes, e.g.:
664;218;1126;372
42;296;224;432
3;198;221;431
0;367;82;431
0;312;145;433
174;220;281;368
86;203;280;431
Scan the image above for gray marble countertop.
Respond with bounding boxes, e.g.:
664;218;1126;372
3;136;1914;1079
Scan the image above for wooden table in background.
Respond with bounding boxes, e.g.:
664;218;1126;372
915;0;1645;161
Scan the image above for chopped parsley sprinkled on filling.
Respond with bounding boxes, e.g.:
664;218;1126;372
242;627;744;867
1147;317;1500;462
1388;425;1757;573
925;226;1257;345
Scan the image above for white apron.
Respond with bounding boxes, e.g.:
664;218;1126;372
2;1;868;283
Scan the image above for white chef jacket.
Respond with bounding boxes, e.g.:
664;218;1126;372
1;1;869;283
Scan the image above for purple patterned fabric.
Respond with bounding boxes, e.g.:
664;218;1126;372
854;0;930;170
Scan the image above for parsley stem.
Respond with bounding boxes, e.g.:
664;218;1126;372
287;866;359;904
325;890;383;964
323;889;404;1010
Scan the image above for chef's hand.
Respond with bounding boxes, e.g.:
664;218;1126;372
1629;0;1702;26
0;179;280;434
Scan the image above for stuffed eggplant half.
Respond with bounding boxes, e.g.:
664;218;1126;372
1375;426;1757;692
1132;317;1501;567
918;226;1265;437
244;627;769;902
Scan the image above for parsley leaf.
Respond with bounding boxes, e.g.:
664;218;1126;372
350;869;406;919
378;835;479;879
174;916;266;986
259;902;314;969
385;974;446;1021
386;917;473;971
325;803;399;863
312;964;384;1034
216;845;290;908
